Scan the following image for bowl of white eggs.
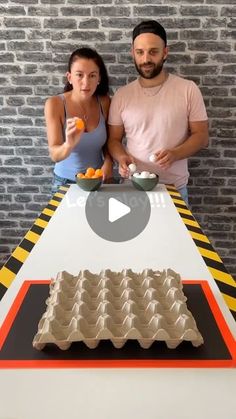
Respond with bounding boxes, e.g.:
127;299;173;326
131;171;159;191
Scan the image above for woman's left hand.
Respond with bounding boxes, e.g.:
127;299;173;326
101;159;113;180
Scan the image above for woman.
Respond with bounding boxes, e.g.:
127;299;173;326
45;47;113;192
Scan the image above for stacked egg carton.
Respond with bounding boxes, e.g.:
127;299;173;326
33;269;204;350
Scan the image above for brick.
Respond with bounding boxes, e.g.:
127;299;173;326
24;64;38;74
18;108;44;117
0;138;33;146
195;178;226;186
61;7;91;17
19;177;53;185
0;6;26;15
212;119;235;129
0;108;17;116
0;203;24;211
212;54;236;63
12;128;45;137
26;203;44;211
202;18;227;28
180;30;217;40
33;194;51;202
2;228;27;237
12;76;49;86
14;195;32;203
0;177;18;185
1;87;33;95
0;167;29;176
4;18;41;28
8;41;44;51
169;42;186;52
16;52;52;62
4;158;23;166
180;6;217;16
220;188;236;195
188;41;231;52
0;53;15;62
30;167;45;176
0;65;21;74
212;98;236;107
16;147;48;156
109;31;123;41
180;65;218;75
221;7;236;16
28;30;51;40
28;6;59;16
0;117;33;126
222;65;236;74
7;212;38;220
44;18;77;29
8;186;39;193
0;29;26;41
0;194;12;203
134;6;176;16
79;19;100;29
23;157;52;166
68;31;105;41
213;169;236;177
6;97;25;106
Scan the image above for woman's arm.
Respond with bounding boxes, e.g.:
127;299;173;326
45;96;84;162
99;95;113;178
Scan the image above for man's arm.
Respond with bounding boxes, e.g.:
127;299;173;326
108;124;135;177
156;120;209;169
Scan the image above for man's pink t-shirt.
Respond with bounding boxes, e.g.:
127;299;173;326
108;74;208;189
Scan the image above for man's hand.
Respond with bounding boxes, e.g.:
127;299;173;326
118;154;135;178
155;149;177;170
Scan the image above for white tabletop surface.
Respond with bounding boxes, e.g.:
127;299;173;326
0;183;235;419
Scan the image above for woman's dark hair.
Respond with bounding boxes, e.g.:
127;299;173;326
64;47;109;96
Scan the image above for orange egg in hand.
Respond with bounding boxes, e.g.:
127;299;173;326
75;118;85;131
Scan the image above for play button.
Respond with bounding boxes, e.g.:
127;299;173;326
109;198;131;223
85;185;151;242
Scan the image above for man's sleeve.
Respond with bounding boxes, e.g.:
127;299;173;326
188;82;208;122
108;90;124;126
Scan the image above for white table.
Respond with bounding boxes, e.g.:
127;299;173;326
0;183;235;419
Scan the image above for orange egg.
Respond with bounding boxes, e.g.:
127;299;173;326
75;118;85;130
95;168;103;177
77;173;84;178
85;167;95;178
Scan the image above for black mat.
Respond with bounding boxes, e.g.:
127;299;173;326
0;284;231;361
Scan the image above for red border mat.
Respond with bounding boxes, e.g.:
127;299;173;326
0;280;235;368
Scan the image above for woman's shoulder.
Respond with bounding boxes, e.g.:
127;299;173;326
98;94;111;119
44;95;65;119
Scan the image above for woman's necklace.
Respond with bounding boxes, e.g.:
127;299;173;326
140;73;168;97
77;102;89;123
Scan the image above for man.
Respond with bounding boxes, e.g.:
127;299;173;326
108;20;209;203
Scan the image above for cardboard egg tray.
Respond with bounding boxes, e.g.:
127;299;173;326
33;269;204;350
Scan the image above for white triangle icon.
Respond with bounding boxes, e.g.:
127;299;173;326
108;198;131;223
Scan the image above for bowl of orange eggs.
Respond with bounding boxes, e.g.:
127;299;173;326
75;167;103;191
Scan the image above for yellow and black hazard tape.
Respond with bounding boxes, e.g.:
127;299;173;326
166;185;236;321
0;186;70;301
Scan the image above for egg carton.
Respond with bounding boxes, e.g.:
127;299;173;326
33;269;204;350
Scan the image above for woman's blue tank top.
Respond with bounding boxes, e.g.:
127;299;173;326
54;94;107;181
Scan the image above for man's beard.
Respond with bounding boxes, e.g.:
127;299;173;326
134;59;165;79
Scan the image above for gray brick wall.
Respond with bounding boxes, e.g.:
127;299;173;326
0;1;235;279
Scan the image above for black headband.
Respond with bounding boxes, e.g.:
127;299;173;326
132;20;167;46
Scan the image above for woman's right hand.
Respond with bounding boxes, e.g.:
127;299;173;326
65;117;85;150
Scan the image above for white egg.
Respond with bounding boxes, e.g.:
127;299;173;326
140;171;150;178
128;163;137;173
149;154;157;163
133;172;140;178
149;173;156;178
